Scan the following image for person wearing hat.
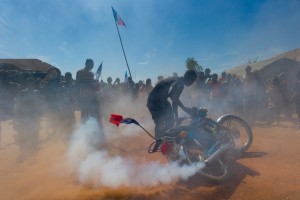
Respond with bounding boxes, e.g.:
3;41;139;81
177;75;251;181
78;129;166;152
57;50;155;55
147;70;197;139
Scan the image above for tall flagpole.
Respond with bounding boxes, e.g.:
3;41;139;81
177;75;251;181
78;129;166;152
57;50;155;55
113;11;133;79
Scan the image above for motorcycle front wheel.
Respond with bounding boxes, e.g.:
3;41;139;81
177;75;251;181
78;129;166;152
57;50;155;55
217;114;253;153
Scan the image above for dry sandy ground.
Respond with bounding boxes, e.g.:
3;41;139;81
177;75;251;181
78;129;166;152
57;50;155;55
0;118;300;200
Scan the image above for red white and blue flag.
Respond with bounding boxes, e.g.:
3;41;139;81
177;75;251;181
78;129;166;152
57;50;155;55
124;71;128;82
112;7;126;27
95;61;103;80
109;114;139;127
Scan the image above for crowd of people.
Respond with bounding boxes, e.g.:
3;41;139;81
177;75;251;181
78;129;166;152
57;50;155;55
0;58;299;160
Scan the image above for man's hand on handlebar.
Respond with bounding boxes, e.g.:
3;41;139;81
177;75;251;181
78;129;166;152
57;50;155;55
184;106;198;117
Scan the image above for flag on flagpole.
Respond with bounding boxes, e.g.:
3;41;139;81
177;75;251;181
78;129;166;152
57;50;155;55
95;61;103;80
112;7;126;27
124;71;128;82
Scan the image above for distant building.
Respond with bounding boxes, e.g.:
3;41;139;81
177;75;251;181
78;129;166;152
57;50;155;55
0;59;54;72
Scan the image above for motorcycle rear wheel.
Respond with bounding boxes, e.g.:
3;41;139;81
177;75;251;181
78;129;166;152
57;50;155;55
185;145;228;181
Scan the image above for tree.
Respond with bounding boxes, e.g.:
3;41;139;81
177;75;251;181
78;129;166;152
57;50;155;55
185;57;202;72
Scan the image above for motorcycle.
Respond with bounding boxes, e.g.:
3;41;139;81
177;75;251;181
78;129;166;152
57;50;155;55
110;107;253;182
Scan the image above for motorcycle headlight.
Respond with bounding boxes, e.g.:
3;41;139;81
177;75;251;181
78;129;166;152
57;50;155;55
179;131;188;138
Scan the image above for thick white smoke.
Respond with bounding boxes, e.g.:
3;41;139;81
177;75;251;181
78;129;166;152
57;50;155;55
67;118;204;188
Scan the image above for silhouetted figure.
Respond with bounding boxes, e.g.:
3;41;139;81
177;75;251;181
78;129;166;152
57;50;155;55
41;67;62;134
204;68;212;83
13;77;42;161
219;71;227;82
243;66;261;125
292;71;300;129
207;73;222;115
230;76;244;115
139;78;153;98
60;72;76;136
267;77;286;125
76;59;105;148
76;59;100;122
147;70;197;139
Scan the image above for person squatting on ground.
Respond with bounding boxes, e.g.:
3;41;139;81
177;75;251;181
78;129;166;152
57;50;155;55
147;70;197;139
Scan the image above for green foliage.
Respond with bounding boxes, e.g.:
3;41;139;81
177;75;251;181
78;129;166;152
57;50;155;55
185;57;202;72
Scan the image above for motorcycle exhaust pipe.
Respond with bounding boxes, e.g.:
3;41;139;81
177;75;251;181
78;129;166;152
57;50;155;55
204;144;230;166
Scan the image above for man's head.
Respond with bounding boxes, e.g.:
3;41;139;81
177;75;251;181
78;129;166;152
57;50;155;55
85;59;94;71
65;72;72;82
221;71;227;78
146;78;152;85
183;70;197;86
204;68;211;75
212;73;218;81
107;77;112;84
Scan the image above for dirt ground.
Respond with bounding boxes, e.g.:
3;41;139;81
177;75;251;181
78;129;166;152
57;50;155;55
0;117;300;200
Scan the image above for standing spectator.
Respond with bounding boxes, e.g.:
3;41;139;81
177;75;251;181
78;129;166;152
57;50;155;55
126;76;135;99
292;71;300;129
60;72;76;136
140;78;153;96
230;76;244;115
157;75;164;84
113;78;121;87
219;71;227;83
13;77;42;160
76;59;105;148
243;66;260;125
278;72;292;120
207;73;222;115
107;77;113;89
76;59;100;122
267;77;286;125
0;70;17;146
204;68;212;83
196;71;209;107
40;67;62;135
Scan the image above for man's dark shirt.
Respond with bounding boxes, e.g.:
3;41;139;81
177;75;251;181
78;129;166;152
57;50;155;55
76;69;94;89
147;77;184;105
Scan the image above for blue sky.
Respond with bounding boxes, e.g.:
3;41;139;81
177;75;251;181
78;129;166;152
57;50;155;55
0;0;300;82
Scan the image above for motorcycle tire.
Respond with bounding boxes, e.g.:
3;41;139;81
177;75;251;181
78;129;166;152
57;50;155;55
184;144;228;182
217;114;253;153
